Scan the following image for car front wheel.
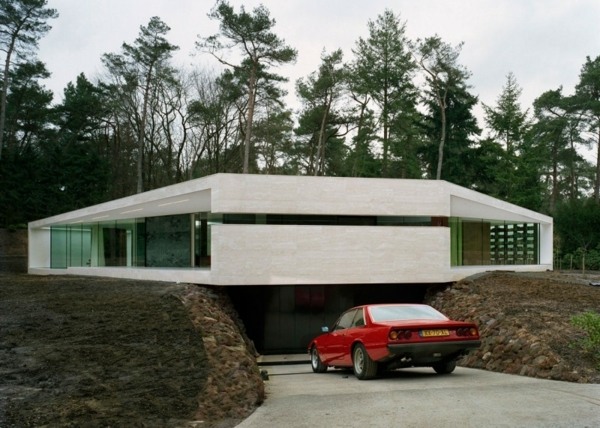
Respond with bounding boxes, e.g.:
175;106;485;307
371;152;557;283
352;343;378;380
310;346;328;373
433;360;457;374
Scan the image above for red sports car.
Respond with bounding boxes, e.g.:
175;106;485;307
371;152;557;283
308;304;481;380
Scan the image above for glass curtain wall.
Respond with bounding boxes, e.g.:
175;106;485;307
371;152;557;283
51;212;460;269
51;219;144;268
145;215;191;267
194;212;223;267
450;218;539;266
50;225;92;268
93;219;144;267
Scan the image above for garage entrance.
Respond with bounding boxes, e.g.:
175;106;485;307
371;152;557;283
228;284;433;354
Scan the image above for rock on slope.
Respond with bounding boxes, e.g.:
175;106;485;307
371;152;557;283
426;272;600;384
179;284;265;426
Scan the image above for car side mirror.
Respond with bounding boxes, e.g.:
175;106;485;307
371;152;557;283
321;326;330;333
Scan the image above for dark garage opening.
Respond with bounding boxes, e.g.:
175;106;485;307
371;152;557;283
228;283;440;354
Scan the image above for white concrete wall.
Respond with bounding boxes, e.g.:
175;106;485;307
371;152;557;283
212;174;450;216
210;225;451;285
28;226;50;268
539;223;554;265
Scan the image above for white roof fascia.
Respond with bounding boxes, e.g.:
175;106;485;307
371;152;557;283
29;174;216;227
447;182;552;224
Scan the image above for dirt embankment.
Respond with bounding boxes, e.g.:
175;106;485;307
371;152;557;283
0;229;264;426
0;229;27;273
0;274;263;428
427;271;600;384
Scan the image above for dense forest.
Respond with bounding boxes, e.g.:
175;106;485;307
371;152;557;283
2;0;600;269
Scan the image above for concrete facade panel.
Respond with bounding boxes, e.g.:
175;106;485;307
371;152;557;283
212;175;449;216
211;225;450;285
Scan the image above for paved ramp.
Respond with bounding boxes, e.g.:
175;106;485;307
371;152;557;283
238;364;600;427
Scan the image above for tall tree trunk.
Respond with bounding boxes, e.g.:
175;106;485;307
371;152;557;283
352;99;368;177
315;97;331;176
436;89;447;180
243;66;257;174
137;65;154;194
595;124;600;201
382;86;389;177
550;146;559;212
0;38;16;161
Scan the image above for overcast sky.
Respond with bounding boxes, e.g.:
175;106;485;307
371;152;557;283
38;0;600;133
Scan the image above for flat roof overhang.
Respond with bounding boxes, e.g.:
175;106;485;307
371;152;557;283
28;173;553;228
29;185;212;227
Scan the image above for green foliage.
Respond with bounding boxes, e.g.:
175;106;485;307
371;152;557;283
415;36;475;181
0;0;59;160
554;198;600;256
198;0;297;174
419;69;481;186
483;72;529;154
351;9;419;177
558;244;600;271
101;16;179;194
478;73;548;210
295;49;348;175
574;55;600;200
571;312;600;364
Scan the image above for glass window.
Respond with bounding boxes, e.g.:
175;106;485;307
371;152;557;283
450;217;539;266
51;226;68;269
377;216;433;226
352;308;365;327
223;214;256;224
195;213;212;267
369;305;447;322
334;309;358;331
146;215;191;268
68;224;91;267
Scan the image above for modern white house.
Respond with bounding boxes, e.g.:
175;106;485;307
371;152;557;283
28;173;553;352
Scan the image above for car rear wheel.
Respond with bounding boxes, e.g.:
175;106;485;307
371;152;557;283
310;346;328;373
433;360;457;374
352;344;378;380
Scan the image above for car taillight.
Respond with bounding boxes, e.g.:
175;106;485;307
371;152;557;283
389;329;412;340
456;327;478;337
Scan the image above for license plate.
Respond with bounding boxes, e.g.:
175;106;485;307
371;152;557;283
420;329;449;337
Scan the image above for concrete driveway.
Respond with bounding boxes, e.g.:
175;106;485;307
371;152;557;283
237;363;600;427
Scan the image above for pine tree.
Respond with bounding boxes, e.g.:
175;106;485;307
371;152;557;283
0;0;57;160
197;1;297;174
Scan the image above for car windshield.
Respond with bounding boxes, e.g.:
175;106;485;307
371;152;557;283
369;305;447;322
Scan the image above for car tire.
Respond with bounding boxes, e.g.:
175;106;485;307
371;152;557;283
352;343;378;380
433;360;457;374
310;346;328;373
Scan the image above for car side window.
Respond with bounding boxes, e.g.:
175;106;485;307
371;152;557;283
352;308;365;327
334;309;357;331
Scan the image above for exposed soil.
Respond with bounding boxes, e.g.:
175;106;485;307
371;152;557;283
0;273;263;428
